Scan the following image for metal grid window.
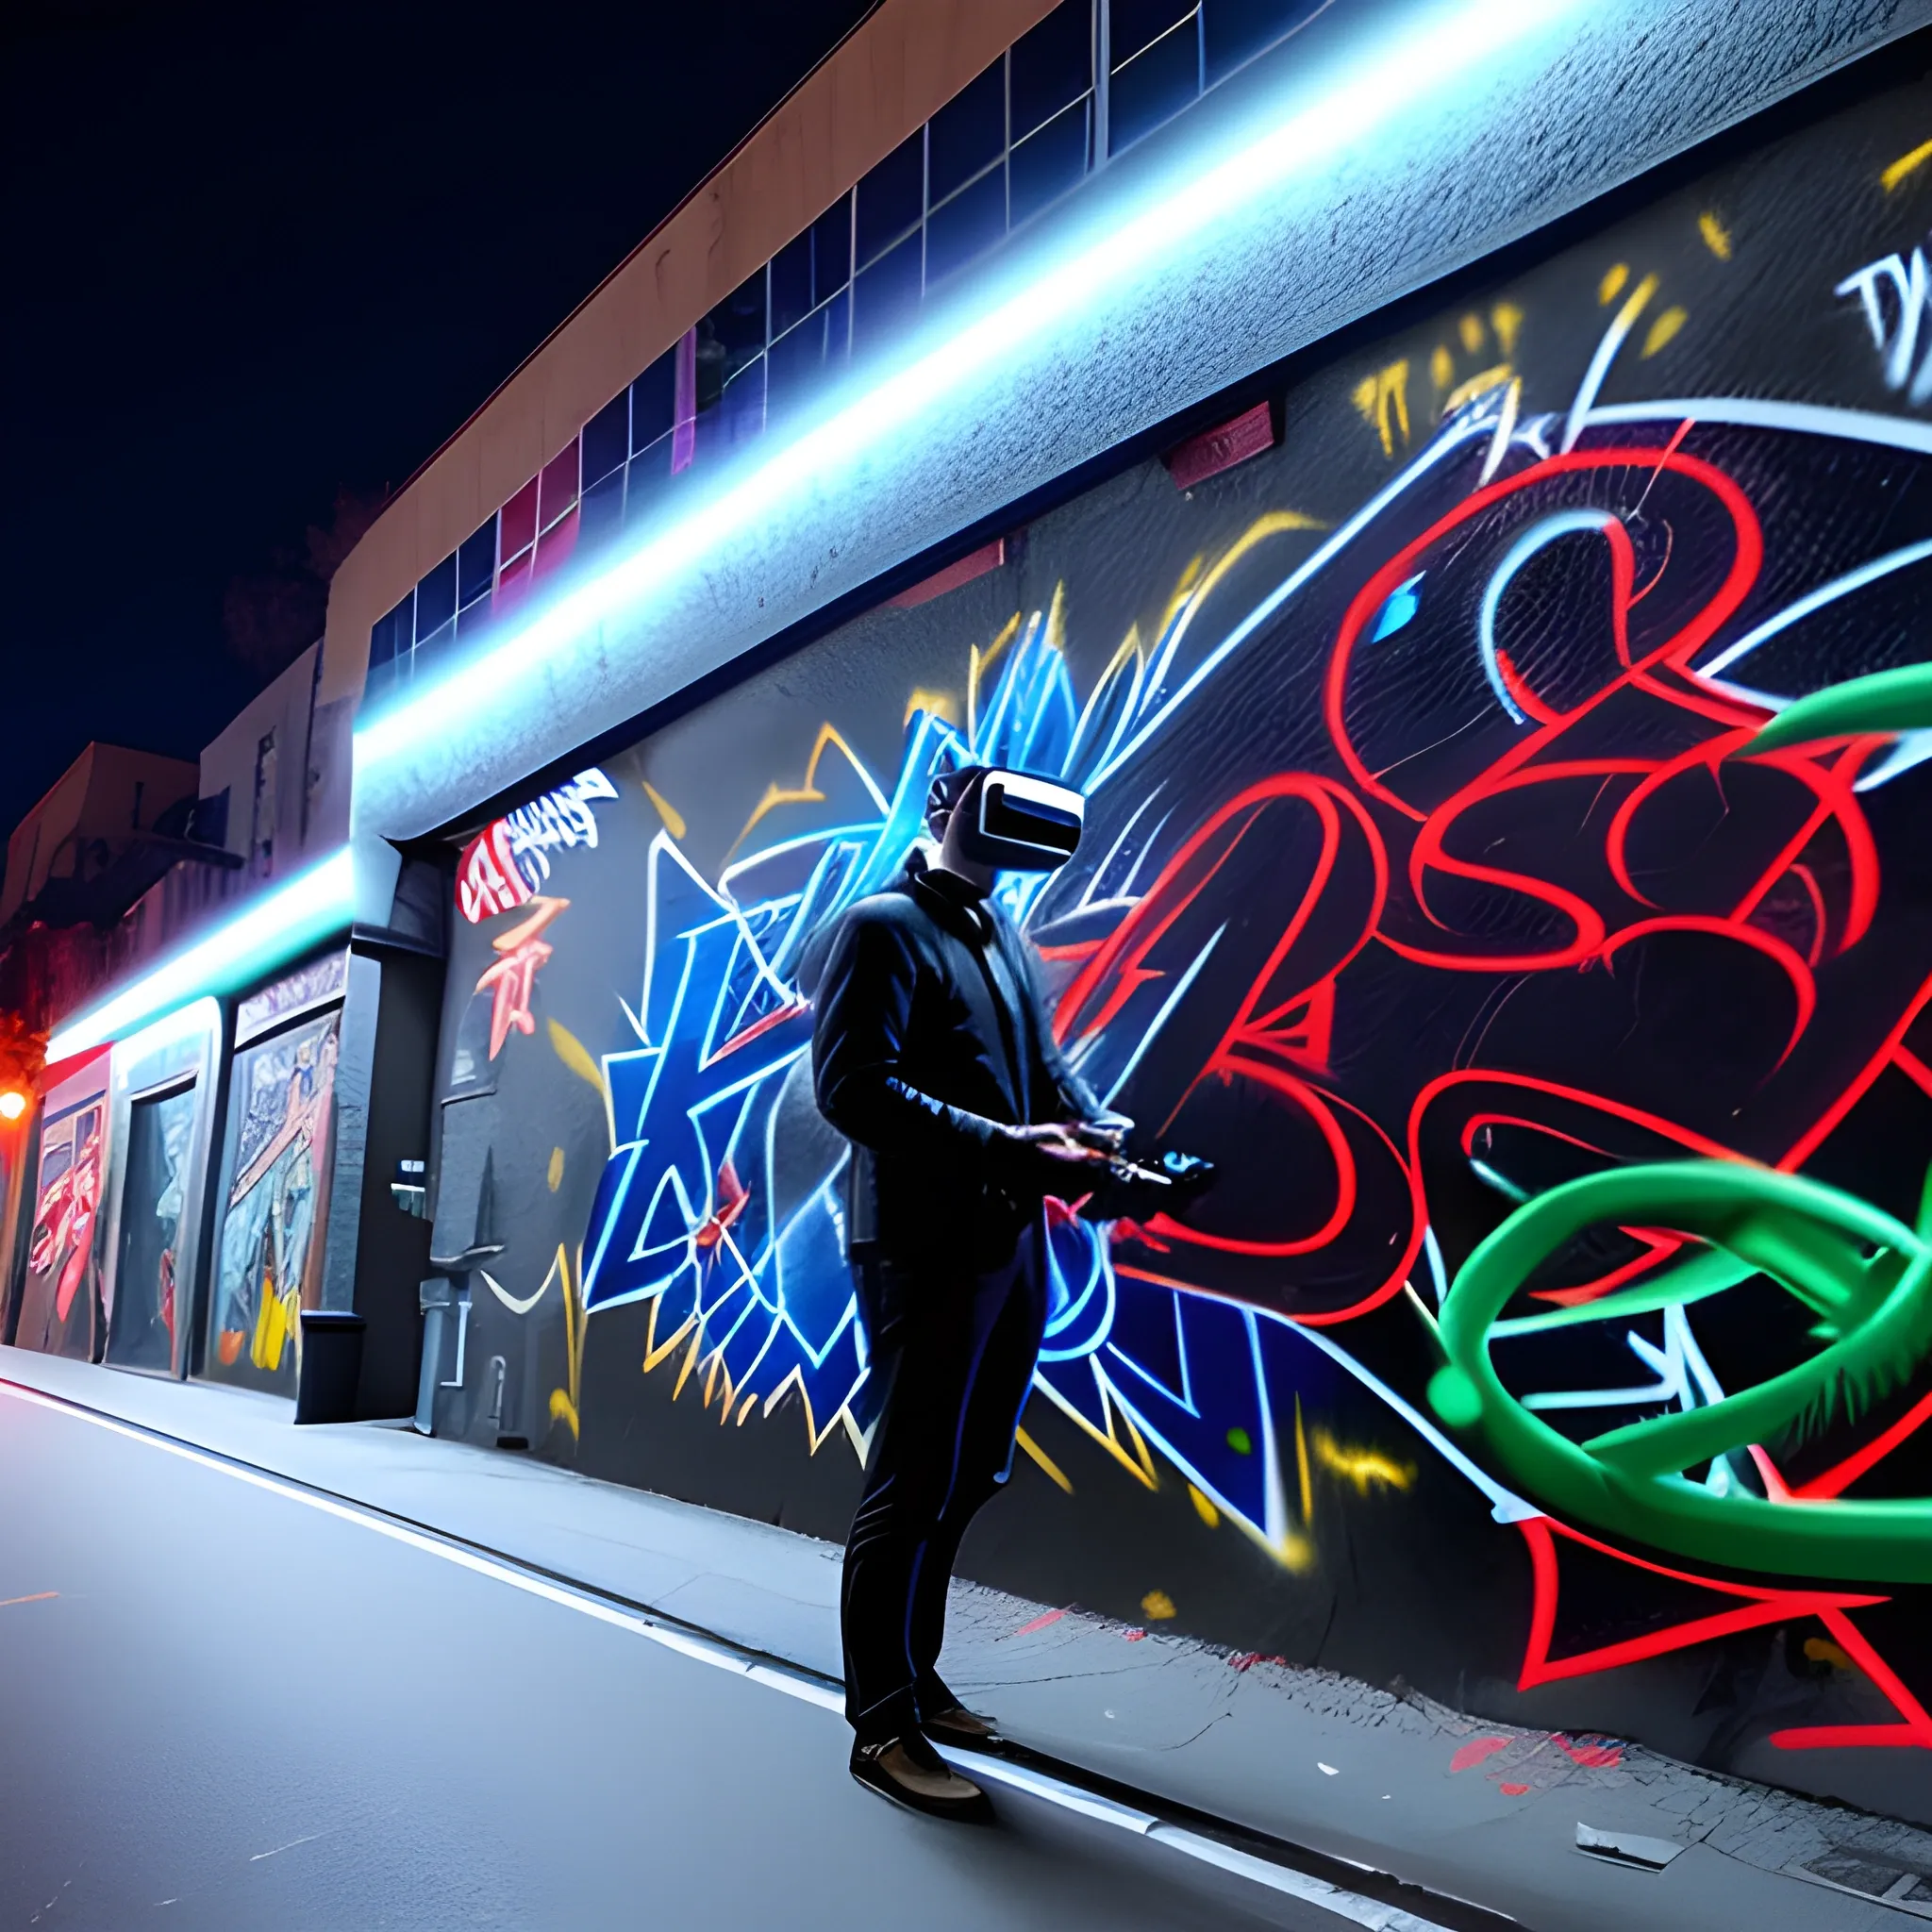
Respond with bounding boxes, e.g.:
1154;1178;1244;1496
365;0;1336;703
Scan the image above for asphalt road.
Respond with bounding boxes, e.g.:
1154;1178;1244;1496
0;1384;1349;1932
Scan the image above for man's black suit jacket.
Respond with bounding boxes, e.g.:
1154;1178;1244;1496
811;858;1104;1274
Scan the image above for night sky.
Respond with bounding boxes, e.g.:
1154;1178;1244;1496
2;0;874;836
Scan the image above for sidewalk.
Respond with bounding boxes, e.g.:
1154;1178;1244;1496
6;1345;1924;1932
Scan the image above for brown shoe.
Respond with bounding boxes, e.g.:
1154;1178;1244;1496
924;1702;998;1743
850;1734;993;1823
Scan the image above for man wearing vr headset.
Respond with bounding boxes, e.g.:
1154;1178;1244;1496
812;761;1123;1822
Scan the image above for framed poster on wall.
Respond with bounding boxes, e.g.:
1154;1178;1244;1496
98;997;224;1379
13;1055;111;1360
201;954;346;1395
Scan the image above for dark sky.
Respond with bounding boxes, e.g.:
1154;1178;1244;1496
1;0;874;834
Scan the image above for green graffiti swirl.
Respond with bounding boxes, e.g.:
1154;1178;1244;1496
1751;661;1932;754
1428;1160;1932;1584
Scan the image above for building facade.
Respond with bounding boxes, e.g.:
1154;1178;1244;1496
11;0;1932;1823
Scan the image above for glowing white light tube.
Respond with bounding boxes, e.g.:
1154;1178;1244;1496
47;848;356;1062
354;0;1582;800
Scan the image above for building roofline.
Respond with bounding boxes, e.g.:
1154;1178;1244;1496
379;3;888;516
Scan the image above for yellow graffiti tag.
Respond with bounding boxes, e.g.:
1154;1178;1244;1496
1598;262;1629;306
967;610;1024;743
1430;342;1455;391
1445;364;1513;413
729;722;882;858
904;688;958;724
1698;211;1732;260
546;1246;586;1443
1352;359;1410;457
1017;1426;1074;1494
1491;301;1524;358
1314;1430;1416;1495
1457;312;1485;354
547;1145;564;1191
547;1019;605;1098
1189;1484;1221;1528
1882;136;1932;193
641;779;685;840
1641;306;1688;358
1295;1395;1314;1524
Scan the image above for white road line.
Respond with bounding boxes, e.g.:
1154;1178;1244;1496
0;1378;1462;1930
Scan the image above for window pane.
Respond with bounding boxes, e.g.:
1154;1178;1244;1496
771;229;814;338
925;162;1007;288
856;130;924;269
708;265;768;360
928;58;1006;208
581;391;628;490
1011;1;1091;141
371;592;411;668
708;355;766;457
457;588;491;637
1010;95;1091;226
631;348;677;452
457;517;496;608
852;231;922;356
768;307;829;423
533;505;577;581
538;438;580;530
812;192;852;303
625;432;675;529
1112;0;1195;64
1204;0;1329;87
414;616;457;667
579;468;625;552
415;552;457;638
499;476;539;560
1108;16;1200;154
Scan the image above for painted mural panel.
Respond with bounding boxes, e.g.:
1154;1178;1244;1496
432;75;1932;1818
14;1060;110;1360
105;1083;198;1374
206;1008;339;1394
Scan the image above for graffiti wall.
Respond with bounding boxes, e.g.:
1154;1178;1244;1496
14;1058;110;1360
429;72;1932;1816
205;1000;341;1393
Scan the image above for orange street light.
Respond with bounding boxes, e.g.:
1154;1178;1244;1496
0;1091;28;1123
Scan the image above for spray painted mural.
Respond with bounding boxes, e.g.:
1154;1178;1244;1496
207;1008;340;1392
14;1059;109;1360
431;76;1932;1814
104;1083;197;1374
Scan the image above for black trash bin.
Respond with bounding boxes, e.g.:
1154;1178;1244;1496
295;1310;366;1424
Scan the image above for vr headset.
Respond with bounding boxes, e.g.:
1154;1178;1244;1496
930;767;1085;874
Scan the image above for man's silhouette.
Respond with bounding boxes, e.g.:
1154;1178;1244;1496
813;764;1120;1821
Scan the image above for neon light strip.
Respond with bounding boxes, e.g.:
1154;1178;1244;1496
355;0;1581;791
1699;536;1932;676
47;849;356;1061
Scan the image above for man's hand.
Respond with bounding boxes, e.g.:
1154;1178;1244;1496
1000;1123;1110;1172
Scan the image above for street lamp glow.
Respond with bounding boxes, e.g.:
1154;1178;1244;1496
0;1091;27;1122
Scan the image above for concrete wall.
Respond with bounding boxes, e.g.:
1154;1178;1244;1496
1;744;197;924
197;641;329;879
418;50;1932;1824
321;0;1061;710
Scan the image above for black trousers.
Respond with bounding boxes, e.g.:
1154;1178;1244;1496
841;1219;1047;1743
